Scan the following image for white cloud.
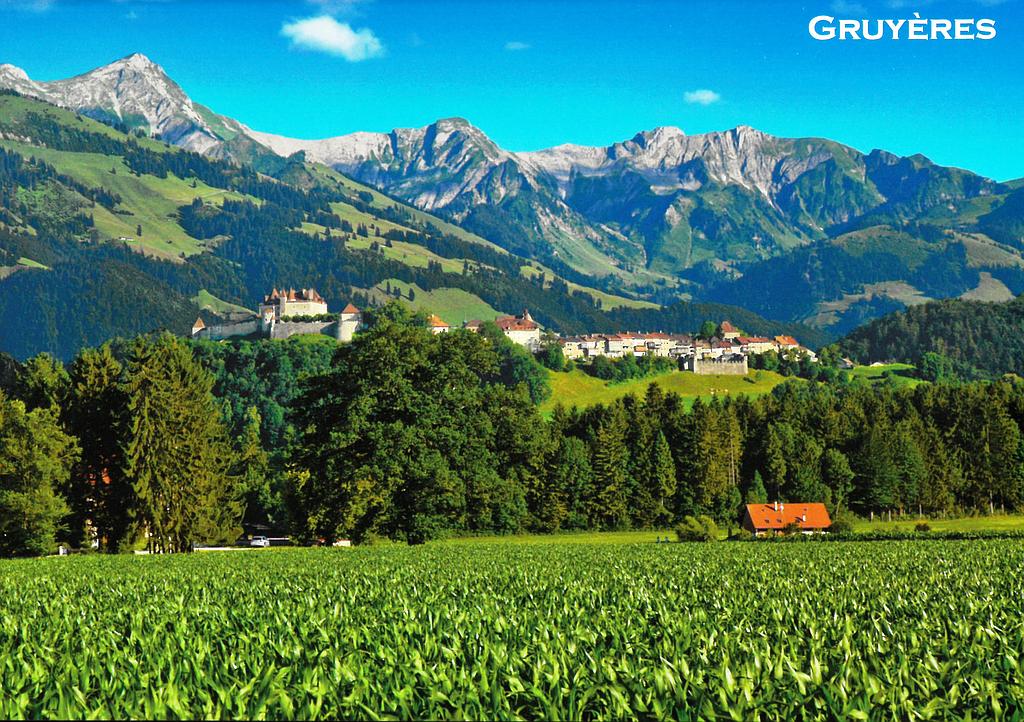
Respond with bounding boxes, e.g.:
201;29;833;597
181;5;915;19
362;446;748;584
684;89;721;106
504;40;530;51
281;14;384;61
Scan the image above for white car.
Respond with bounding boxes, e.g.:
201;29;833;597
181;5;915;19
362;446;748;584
250;536;270;548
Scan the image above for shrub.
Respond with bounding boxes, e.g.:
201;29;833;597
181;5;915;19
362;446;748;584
675;515;718;542
915;522;932;533
829;510;856;534
729;528;753;541
782;521;804;536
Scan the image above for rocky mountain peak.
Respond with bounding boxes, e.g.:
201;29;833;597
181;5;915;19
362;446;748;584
0;63;29;81
0;53;234;155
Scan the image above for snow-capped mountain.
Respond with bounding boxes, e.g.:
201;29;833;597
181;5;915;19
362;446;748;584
0;53;248;156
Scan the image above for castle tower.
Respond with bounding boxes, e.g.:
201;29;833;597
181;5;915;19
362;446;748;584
260;305;276;336
336;302;362;342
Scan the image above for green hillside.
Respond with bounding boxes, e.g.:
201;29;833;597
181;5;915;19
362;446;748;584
0;90;827;361
541;368;789;413
1;140;251;258
839;294;1024;379
371;279;501;326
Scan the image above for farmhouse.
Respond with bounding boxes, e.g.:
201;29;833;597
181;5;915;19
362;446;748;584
742;502;832;536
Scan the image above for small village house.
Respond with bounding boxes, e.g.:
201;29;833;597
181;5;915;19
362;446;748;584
427;314;451;334
742;502;832;536
495;309;542;350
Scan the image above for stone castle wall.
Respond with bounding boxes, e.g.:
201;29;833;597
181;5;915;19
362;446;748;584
269;321;336;340
201;319;260;341
690;356;749;376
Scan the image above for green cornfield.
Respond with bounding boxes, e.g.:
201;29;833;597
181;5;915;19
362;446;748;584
2;542;1023;720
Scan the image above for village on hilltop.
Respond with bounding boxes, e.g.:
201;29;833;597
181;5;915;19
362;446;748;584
191;288;818;375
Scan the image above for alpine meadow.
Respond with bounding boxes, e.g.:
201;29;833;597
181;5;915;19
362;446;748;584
2;1;1024;720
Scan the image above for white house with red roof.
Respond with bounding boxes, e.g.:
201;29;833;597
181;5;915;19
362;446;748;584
495;309;541;350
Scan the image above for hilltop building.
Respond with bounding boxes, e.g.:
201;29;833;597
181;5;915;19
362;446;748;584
495;310;541;350
192;287;362;343
259;288;328;320
719;320;741;340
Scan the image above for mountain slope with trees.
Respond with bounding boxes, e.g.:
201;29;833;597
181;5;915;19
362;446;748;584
0;88;823;360
838;294;1024;380
5;54;1024;335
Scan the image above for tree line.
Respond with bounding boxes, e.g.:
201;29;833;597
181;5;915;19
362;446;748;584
3;303;1022;555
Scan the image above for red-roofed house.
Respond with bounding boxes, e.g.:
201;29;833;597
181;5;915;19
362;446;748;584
495;310;541;350
719;321;741;340
742;502;832;536
427;314;450;334
737;336;775;354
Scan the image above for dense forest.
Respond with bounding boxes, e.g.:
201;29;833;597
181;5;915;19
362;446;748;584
839;294;1024;379
2;304;1022;555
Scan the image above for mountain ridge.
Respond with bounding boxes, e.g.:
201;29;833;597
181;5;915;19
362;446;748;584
2;53;1023;336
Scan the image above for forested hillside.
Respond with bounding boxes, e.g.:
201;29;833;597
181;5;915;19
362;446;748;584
3;308;1023;556
0;90;824;360
839;294;1024;379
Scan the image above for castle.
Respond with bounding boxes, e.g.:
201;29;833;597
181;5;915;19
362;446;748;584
191;288;362;343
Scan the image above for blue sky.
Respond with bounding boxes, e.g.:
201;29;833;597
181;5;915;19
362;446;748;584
1;0;1022;180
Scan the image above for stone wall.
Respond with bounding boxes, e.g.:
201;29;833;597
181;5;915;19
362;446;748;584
201;319;259;341
269;321;336;340
689;356;749;376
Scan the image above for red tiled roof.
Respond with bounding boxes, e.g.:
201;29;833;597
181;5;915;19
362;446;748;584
341;303;360;314
495;314;539;332
192;316;205;330
263;287;326;304
775;335;799;347
744;503;831;531
427;314;449;328
720;321;738;333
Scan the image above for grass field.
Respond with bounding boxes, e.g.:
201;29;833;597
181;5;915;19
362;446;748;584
374;279;502;325
853;513;1024;534
0;140;251;259
3;542;1023;718
848;363;922;388
191;289;253;316
542;368;789;413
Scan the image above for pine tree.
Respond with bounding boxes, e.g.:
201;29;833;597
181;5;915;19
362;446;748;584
646;430;677;527
65;345;133;550
746;470;768;504
590;409;630;530
122;334;241;553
